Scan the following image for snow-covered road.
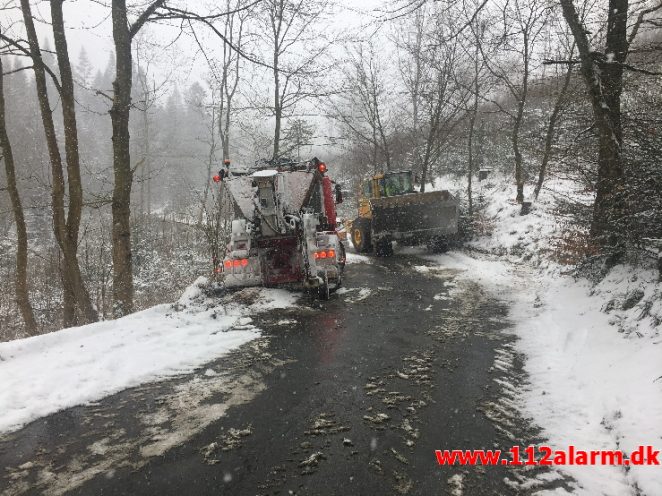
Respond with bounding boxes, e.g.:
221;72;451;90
423;252;662;496
1;250;660;496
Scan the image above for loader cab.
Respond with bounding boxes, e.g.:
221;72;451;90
383;171;415;197
360;173;385;200
360;171;415;200
358;176;381;218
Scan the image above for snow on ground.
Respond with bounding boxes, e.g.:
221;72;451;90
345;251;372;264
340;287;372;303
432;174;594;272
467;178;590;265
423;174;661;495
515;274;662;495
0;277;299;435
427;251;662;495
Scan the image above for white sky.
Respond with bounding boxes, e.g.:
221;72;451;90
17;0;390;74
3;0;400;160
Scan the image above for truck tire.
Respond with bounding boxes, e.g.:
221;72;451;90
351;218;373;253
428;236;448;254
375;237;393;257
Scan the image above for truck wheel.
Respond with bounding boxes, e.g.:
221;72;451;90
428;236;448;254
375;237;393;257
351;218;372;253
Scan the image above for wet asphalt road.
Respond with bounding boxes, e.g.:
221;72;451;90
0;253;571;496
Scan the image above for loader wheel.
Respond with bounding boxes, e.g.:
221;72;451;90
351;218;373;253
428;236;449;254
375;237;393;257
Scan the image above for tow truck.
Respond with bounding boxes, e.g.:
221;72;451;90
212;158;345;299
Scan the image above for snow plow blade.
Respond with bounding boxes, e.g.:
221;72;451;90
370;190;458;240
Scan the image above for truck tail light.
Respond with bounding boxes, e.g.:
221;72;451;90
313;250;336;260
225;258;250;269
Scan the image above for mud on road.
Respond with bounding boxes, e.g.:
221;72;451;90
0;253;573;495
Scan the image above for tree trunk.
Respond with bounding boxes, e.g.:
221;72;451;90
273;55;281;159
373;87;391;171
50;0;98;323
0;52;38;335
512;32;529;204
512;108;525;204
467;39;480;216
200;106;217;226
534;57;573;199
20;0;85;327
559;0;627;256
110;0;135;317
419;99;442;193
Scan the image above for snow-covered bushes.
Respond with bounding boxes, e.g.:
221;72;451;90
0;212;211;342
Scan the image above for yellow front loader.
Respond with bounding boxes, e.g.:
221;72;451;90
347;170;459;256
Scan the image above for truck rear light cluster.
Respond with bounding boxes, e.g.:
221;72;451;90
314;249;336;260
224;258;249;269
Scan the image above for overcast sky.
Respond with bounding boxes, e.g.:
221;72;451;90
4;0;398;160
13;0;389;73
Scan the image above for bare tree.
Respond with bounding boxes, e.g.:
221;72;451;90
394;7;427;175
197;86;220;225
417;12;471;191
333;42;393;173
19;0;97;326
108;0;164;317
464;11;490;216
108;0;261;316
259;0;332;158
50;0;98;324
0;49;37;335
217;0;248;160
558;0;662;257
478;0;550;203
134;39;158;216
534;35;575;199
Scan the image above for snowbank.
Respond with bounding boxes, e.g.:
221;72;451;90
426;173;661;493
0;278;299;434
515;275;662;495
427;252;662;495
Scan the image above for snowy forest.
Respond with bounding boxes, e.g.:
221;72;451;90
1;0;661;340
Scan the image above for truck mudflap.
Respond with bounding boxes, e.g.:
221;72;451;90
369;190;458;239
257;236;304;286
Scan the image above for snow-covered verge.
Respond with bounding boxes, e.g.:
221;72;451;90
425;251;662;495
515;273;662;495
424;175;661;495
0;277;299;435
